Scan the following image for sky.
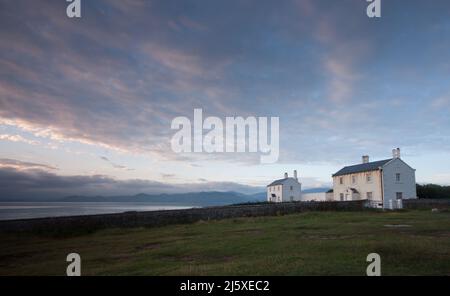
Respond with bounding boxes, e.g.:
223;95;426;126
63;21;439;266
1;0;450;200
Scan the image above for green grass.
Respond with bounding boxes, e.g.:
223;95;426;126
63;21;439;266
1;210;449;275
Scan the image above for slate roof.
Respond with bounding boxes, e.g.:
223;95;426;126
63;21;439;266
267;178;290;187
332;158;393;177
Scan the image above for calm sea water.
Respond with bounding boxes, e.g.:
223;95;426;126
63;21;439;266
0;202;193;221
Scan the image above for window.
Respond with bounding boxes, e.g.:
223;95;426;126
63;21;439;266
290;186;293;191
395;173;401;182
290;196;294;202
366;192;373;200
339;177;343;185
396;192;403;200
366;173;372;183
340;193;344;201
352;175;356;184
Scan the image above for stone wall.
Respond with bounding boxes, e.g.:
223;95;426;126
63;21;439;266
0;200;365;233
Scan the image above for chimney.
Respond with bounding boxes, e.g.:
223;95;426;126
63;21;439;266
362;155;369;164
284;172;288;178
294;170;298;180
392;148;401;158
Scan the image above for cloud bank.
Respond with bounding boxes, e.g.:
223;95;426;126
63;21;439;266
0;166;264;201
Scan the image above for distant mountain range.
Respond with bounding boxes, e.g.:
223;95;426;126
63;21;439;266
58;188;331;206
60;191;267;206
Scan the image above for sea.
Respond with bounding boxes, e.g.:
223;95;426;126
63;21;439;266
0;202;193;221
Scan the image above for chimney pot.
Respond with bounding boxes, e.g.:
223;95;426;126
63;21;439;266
392;148;401;158
294;170;298;180
362;155;369;164
284;172;288;178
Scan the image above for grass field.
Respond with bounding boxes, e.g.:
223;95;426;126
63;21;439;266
0;209;449;275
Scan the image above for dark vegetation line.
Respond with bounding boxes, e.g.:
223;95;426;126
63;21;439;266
417;184;450;199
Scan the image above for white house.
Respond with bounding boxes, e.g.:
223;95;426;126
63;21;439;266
331;148;417;209
267;170;302;202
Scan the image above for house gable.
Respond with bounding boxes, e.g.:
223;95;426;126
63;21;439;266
381;157;415;172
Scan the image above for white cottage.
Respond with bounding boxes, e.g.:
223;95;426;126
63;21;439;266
267;170;302;202
331;148;417;209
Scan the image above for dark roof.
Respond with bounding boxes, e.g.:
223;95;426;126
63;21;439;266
332;159;392;177
267;178;289;187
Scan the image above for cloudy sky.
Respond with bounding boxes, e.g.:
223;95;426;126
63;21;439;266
1;0;450;199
